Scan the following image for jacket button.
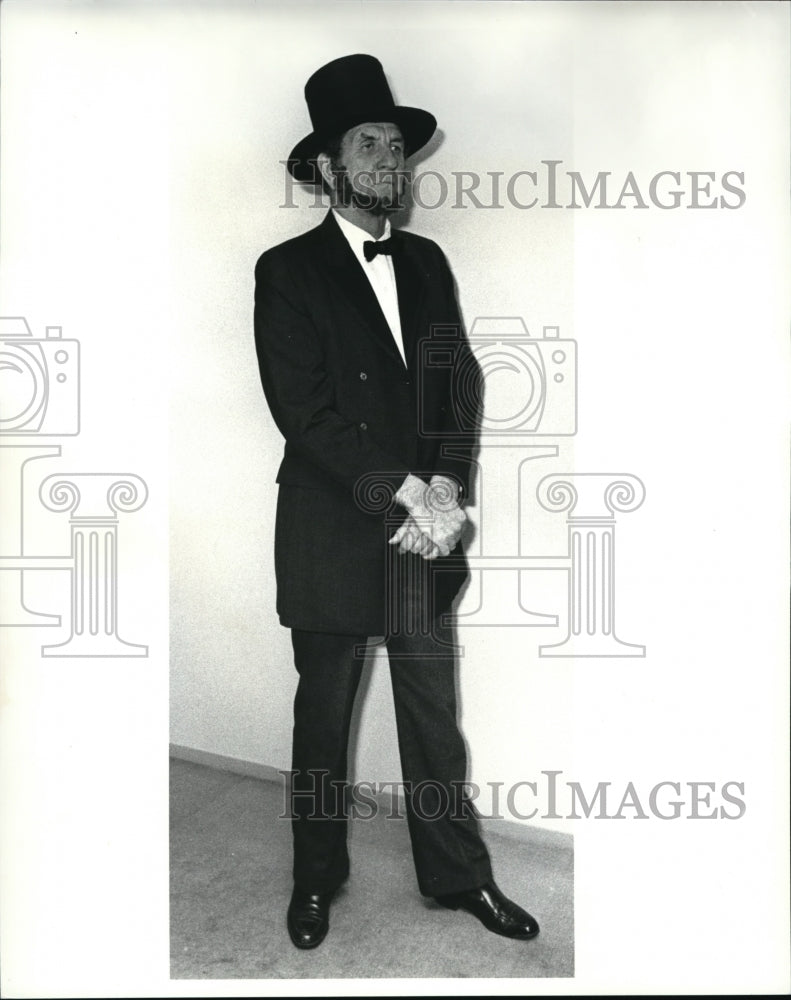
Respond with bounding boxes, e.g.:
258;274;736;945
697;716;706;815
359;421;368;430
359;371;368;380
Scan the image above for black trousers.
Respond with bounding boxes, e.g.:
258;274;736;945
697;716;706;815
289;602;493;897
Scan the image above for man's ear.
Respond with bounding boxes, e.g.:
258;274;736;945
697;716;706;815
316;152;335;191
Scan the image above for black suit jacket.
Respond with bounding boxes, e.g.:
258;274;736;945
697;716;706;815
254;211;478;634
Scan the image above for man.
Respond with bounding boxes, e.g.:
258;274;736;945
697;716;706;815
254;54;539;950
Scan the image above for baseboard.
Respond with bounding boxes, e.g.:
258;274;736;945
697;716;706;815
170;743;286;784
169;743;573;851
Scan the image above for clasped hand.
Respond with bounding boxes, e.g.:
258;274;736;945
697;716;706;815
389;474;467;559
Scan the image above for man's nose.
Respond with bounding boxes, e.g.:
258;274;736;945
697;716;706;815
377;145;399;170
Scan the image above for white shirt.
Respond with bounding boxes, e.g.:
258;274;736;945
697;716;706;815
331;209;407;366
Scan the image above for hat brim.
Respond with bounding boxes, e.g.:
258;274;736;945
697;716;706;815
286;106;437;183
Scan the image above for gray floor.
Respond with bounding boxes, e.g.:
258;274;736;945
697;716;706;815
170;757;574;979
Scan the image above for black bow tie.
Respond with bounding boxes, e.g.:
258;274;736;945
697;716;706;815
363;238;395;262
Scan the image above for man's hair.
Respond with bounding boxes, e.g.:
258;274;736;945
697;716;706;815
318;132;345;197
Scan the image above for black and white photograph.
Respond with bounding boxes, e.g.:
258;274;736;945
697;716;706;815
0;1;789;996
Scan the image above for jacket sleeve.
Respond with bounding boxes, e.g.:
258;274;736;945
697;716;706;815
430;248;482;499
254;250;412;496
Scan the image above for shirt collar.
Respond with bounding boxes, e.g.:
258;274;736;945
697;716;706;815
332;209;391;261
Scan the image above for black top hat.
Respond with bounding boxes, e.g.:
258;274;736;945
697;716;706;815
287;54;437;183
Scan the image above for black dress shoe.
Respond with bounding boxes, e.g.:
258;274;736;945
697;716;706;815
287;886;334;949
436;881;539;940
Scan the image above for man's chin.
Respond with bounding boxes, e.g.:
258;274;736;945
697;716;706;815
356;187;408;215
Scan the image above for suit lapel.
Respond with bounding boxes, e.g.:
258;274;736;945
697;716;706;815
317;212;433;373
318;212;407;369
391;231;428;374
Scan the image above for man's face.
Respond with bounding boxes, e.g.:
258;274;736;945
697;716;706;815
332;121;407;214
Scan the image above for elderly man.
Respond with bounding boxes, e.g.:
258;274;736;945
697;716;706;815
254;54;538;949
